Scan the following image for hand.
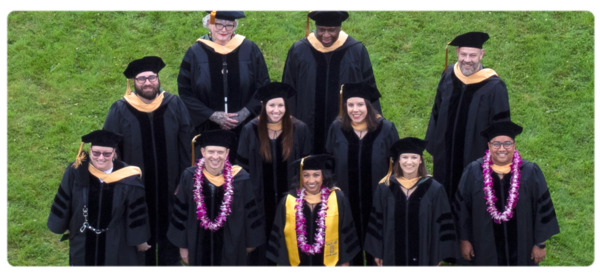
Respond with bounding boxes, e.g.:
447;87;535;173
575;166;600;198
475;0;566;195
180;248;189;265
437;261;442;266
246;247;255;253
340;262;349;266
461;240;475;261
210;111;239;130
531;245;546;264
231;107;251;124
136;242;151;252
374;257;383;266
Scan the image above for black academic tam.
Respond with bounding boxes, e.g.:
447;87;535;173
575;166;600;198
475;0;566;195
47;158;150;266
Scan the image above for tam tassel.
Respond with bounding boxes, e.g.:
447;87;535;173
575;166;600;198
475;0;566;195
378;157;394;186
305;13;310;37
125;78;132;96
444;42;450;73
191;134;201;166
338;84;344;119
73;142;86;169
299;156;310;189
210;11;217;24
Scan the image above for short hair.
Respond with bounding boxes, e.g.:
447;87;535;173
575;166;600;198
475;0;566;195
202;14;239;31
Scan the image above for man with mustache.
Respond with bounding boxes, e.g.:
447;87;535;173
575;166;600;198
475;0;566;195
425;32;511;205
104;56;192;265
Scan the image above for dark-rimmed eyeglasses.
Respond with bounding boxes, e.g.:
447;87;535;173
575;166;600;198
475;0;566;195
490;141;514;149
134;75;158;83
91;150;114;158
215;23;235;31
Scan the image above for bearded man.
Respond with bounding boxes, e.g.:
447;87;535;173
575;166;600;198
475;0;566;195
425;32;511;203
104;56;192;265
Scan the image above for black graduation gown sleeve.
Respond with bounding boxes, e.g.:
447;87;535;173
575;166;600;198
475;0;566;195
424;70;446;156
177;46;217;129
48;164;76;234
167;168;192;250
358;44;382;114
266;194;290;265
123;179;151;247
236;121;252;172
364;184;386;260
336;190;361;264
530;163;560;244
242;174;265;249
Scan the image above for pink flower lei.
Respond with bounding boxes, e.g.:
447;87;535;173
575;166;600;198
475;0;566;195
192;157;234;231
295;186;330;255
481;149;522;224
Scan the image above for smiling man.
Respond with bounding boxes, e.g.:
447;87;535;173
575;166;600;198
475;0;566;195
453;121;559;265
167;129;264;266
103;56;192;266
425;32;511;204
282;11;381;155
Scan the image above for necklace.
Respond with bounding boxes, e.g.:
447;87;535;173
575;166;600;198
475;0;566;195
295;186;330;255
481;149;522;224
192;157;234;231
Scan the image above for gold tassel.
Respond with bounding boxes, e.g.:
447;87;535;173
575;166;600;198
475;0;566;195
305;12;310;37
299;155;310;189
73;142;86;169
210;11;216;24
125;79;132;96
378;157;394;186
191;134;201;166
444;42;450;73
338;84;344;119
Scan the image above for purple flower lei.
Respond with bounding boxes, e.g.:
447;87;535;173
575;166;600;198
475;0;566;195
295;186;330;255
192;157;234;232
481;149;522;224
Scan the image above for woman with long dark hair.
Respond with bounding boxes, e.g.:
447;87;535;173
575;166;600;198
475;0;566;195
266;154;359;266
237;82;312;265
364;137;457;266
325;82;399;266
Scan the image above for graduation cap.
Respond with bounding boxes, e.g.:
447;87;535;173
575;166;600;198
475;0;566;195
480;121;523;141
380;137;428;186
206;11;245;24
338;82;381;118
123;56;165;79
290;154;335;188
253;82;297;103
74;130;123;169
444;32;489;72
306;11;349;36
199;129;237;149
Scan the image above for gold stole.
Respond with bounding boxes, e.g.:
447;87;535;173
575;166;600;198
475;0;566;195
197;34;245;55
88;163;142;184
202;166;243;186
396;176;421;189
123;91;165;113
307;31;349;53
284;191;340;266
267;120;283;131
491;164;511;174
453;63;498;85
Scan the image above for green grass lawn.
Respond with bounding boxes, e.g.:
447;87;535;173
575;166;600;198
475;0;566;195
7;11;593;266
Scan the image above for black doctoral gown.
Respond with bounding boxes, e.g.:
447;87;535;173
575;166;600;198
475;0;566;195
266;190;360;266
425;65;511;202
236;117;312;265
177;34;270;163
364;177;458;266
282;34;381;154
167;166;264;266
103;92;192;265
325;118;399;265
453;158;560;266
47;158;150;266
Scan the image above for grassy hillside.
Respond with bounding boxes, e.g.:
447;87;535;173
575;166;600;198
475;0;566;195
7;11;593;266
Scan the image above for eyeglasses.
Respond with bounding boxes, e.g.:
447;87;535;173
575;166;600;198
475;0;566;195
490;141;514;149
214;23;235;31
134;75;158;83
91;150;114;158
